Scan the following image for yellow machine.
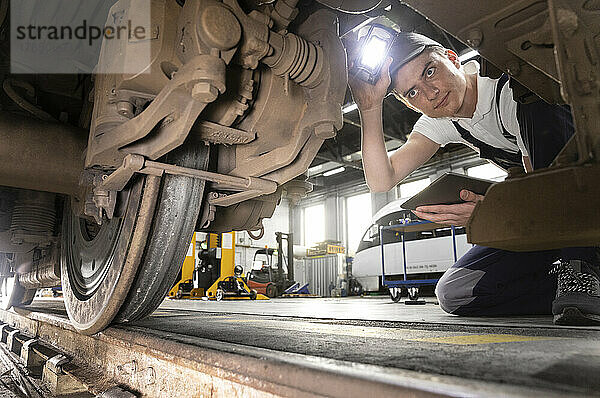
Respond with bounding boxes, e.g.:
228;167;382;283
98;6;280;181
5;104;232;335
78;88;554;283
168;232;199;298
169;232;267;300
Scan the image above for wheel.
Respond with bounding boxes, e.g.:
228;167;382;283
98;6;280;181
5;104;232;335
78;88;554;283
215;288;224;301
408;287;419;301
1;254;36;310
175;290;183;299
61;144;209;334
249;289;257;300
1;276;36;309
116;144;209;322
265;283;278;298
389;287;401;303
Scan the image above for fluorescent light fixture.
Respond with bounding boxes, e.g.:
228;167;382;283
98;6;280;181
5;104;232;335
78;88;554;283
459;49;479;63
323;167;345;177
308;164;323;174
342;102;358;113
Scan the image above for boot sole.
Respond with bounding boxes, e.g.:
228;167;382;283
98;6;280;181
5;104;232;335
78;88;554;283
554;307;600;326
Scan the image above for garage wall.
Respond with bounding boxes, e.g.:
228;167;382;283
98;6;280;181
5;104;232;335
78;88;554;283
294;154;494;252
235;198;291;272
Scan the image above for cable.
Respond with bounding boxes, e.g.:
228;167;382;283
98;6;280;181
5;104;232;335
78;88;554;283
2;79;57;122
247;226;265;240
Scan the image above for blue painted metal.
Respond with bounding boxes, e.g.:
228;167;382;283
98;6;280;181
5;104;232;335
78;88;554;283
451;225;458;262
284;282;299;294
295;284;310;294
284;282;310;294
380;220;458;289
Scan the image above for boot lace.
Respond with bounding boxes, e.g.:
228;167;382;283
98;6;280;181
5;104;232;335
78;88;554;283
550;261;598;297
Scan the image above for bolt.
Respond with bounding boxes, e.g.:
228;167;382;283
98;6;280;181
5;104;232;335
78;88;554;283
465;28;483;48
192;82;219;102
116;101;134;118
506;61;521;76
314;123;336;139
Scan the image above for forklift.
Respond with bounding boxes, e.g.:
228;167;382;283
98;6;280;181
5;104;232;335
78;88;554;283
246;232;295;298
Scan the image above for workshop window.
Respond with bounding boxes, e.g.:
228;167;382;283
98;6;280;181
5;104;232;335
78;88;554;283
303;204;324;248
346;192;372;255
466;163;507;181
399;177;430;201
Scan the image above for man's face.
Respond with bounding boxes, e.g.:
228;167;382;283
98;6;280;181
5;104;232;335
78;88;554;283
392;49;467;118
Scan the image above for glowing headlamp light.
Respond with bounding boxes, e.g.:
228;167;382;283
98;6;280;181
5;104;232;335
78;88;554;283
353;24;398;84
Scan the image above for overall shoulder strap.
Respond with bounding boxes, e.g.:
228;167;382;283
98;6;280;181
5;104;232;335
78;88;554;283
452;120;522;171
495;74;517;145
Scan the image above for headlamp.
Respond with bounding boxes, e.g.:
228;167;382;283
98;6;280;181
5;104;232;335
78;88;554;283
352;24;398;84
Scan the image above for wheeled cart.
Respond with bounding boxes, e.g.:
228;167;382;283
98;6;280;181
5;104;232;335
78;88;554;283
380;220;458;304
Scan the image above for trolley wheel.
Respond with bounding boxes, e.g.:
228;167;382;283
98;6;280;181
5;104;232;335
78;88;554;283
250;289;257;300
61;144;209;334
265;283;278;298
389;287;401;303
408;287;420;301
215;288;224;301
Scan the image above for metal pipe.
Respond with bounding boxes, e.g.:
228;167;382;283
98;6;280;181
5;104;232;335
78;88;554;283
0;112;87;196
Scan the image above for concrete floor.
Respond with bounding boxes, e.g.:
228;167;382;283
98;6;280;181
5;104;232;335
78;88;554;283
158;295;600;329
18;296;600;396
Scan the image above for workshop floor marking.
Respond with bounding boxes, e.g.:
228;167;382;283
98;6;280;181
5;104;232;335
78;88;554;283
410;334;560;345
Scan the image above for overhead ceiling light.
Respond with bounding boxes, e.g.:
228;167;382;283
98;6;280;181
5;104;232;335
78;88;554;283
459;49;479;63
308;164;322;174
342;102;358;114
323;167;345;177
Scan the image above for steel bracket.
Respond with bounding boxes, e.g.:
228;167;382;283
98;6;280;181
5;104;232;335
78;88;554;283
96;154;278;214
468;164;600;251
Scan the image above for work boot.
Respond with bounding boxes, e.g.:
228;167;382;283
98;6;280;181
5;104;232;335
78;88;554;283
551;259;600;325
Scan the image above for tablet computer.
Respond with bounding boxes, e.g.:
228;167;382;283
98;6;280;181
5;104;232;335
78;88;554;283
401;172;495;210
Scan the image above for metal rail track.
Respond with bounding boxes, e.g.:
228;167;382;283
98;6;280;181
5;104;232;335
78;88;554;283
0;307;578;398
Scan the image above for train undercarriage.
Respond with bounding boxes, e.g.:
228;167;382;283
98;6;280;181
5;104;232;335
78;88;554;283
1;0;599;335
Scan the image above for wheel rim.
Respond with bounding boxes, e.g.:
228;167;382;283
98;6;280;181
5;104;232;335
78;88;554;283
64;216;123;300
61;176;160;334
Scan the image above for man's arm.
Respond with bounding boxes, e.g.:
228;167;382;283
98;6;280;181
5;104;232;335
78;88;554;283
522;155;533;172
360;107;439;192
346;50;439;192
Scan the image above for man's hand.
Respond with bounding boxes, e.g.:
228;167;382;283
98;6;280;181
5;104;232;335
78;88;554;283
344;32;393;112
412;190;484;226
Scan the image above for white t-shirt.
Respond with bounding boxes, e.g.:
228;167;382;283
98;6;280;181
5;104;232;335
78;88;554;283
412;61;529;158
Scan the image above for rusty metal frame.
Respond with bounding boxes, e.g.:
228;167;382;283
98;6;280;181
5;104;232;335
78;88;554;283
401;0;563;103
468;164;600;251
99;154;278;207
86;55;226;168
463;0;600;250
547;0;600;164
225;10;347;182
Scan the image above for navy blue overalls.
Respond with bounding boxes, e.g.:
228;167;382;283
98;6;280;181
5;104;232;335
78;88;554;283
435;75;597;316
